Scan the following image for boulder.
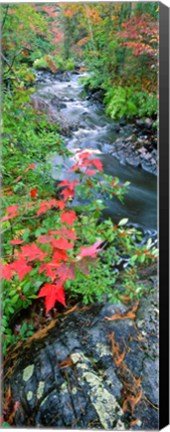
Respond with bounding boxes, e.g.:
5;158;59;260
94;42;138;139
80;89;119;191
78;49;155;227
4;276;158;429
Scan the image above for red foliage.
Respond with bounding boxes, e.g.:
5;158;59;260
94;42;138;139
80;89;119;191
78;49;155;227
20;244;47;261
70;151;103;175
90;159;103;171
60;188;75;201
1;205;19;222
50;237;74;250
49;227;77;240
58;179;79;190
52;249;68;262
10;239;23;245
55;263;75;285
78;240;103;258
24;164;36;172
38;262;60;282
118;13;158;58
38;282;66;313
7;205;18;214
37;235;52;244
37;199;65;216
30;188;38;198
60;210;77;226
2;259;32;281
11;258;33;280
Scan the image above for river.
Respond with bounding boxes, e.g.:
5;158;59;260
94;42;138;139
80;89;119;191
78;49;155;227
35;71;157;236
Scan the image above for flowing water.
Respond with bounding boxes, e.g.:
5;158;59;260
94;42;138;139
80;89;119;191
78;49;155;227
35;72;157;237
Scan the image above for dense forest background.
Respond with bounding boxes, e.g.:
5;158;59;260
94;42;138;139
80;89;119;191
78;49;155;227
1;2;158;375
2;3;158;118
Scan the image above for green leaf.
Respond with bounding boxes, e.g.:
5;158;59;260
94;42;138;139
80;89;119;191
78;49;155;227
11;294;20;304
118;218;128;226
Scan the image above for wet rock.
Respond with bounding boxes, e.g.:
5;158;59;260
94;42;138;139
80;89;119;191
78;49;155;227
119;118;126;126
142;358;159;405
91;90;104;102
51;96;67;109
144;118;153;129
141;161;157;174
126;155;141;167
124;134;137;143
138;146;147;155
4;275;158;429
136;119;145;128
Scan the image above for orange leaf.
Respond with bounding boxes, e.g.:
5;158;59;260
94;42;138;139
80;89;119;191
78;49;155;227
105;302;139;321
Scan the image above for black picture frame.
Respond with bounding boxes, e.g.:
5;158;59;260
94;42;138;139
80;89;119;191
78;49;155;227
159;2;169;429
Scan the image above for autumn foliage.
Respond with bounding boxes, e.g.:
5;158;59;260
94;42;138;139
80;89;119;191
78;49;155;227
1;3;158;359
1;153;106;315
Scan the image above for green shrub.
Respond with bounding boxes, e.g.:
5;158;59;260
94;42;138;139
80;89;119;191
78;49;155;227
33;57;49;70
1;87;158;355
65;58;75;71
53;55;65;70
33;55;75;73
104;85;157;120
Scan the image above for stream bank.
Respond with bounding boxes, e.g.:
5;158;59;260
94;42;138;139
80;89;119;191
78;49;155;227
3;70;158;429
32;70;157;233
33;70;158;176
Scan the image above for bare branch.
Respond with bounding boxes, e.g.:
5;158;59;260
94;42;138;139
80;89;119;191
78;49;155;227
1;52;20;83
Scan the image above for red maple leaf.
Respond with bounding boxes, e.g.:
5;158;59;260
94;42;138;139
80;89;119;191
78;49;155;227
78;151;91;160
56;263;75;284
24;164;36;173
49;227;77;240
37;199;65;216
60;188;75;201
37;235;52;244
20;244;47;261
60;210;77;226
30;188;38;198
86;169;96;175
1;214;17;222
7;205;19;215
69;162;80;172
1;263;13;280
10;239;23;245
52;249;68;262
11;258;32;280
38;262;60;281
58;180;79;190
1;205;19;222
91;159;103;171
37;201;50;216
48;199;65;210
78;240;103;258
51;237;74;250
38;282;66;313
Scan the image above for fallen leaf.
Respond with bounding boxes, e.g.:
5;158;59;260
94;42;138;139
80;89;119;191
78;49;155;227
105;302;139;321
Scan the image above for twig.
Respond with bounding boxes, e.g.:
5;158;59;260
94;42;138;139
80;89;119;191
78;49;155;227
1;52;21;83
1;5;9;30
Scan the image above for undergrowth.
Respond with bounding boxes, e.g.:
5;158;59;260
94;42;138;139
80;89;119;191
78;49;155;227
1;87;158;355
